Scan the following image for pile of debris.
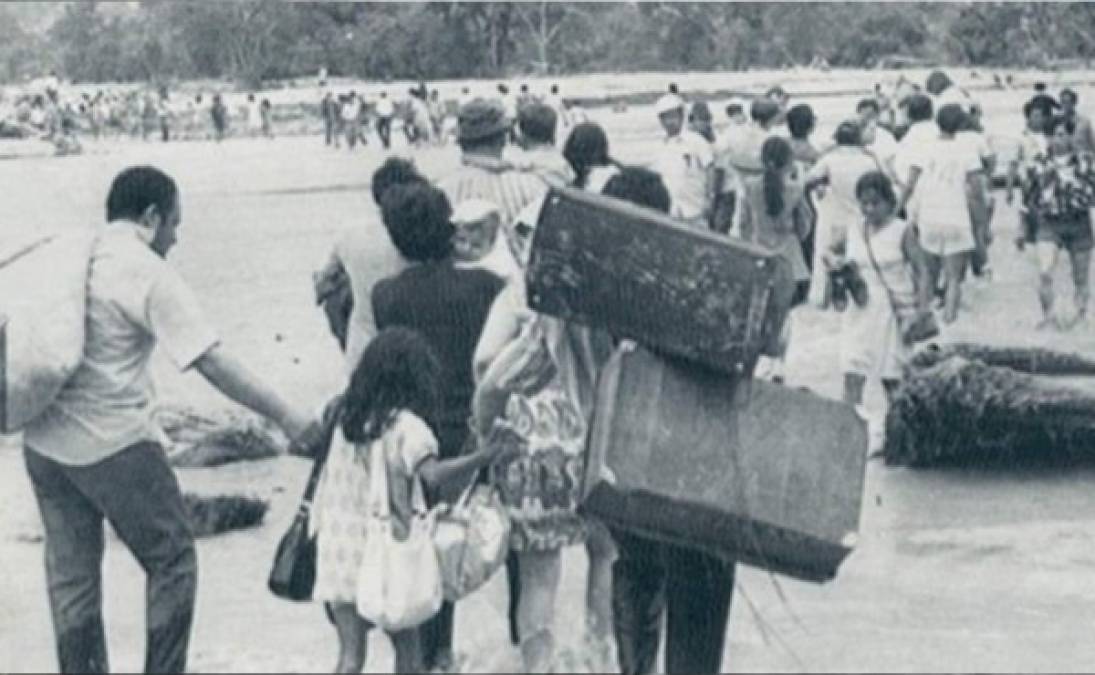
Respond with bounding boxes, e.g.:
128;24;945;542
885;344;1095;466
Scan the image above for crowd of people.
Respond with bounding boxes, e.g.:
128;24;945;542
317;81;575;153
15;66;1095;675
0;75;278;152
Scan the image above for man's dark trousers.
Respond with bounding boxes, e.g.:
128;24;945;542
611;529;735;675
24;441;198;674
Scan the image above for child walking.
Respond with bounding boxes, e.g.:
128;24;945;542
310;328;508;673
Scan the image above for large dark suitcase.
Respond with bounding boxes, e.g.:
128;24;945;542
526;186;795;376
581;344;868;583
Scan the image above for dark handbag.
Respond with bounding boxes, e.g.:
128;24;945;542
268;397;342;601
862;225;939;346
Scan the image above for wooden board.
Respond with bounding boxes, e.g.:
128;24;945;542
581;344;868;583
526;186;795;377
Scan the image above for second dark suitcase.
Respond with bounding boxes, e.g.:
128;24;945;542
581;344;868;583
526;186;795;377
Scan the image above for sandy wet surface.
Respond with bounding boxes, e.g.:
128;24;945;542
5;79;1095;672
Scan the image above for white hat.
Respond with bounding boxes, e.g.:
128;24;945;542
451;198;500;225
654;93;685;116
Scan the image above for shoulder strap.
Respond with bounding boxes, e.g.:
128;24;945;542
862;221;901;314
301;396;342;505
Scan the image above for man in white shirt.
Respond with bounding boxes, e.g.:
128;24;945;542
545;84;569;130
374;91;395;149
857;97;899;179
651;93;714;228
1060;88;1095;155
22;166;316;674
894;94;938;194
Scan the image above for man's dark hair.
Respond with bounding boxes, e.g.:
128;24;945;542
936;103;967;135
925;70;952;96
380;183;454;263
457;131;508;155
106;166;178;223
668;83;680;95
905;94;934;123
833;120;863;146
371;157;426;205
518;104;557;144
602;167;671;214
856;98;880;114
786;104;816;140
750;98;781;126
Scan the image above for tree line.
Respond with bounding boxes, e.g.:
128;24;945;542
2;2;1094;88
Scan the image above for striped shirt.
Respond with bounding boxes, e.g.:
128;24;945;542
439;153;550;228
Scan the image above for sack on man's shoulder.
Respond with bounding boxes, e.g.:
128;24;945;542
1;229;98;433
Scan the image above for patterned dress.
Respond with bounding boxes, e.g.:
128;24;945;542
477;316;589;551
310;411;438;605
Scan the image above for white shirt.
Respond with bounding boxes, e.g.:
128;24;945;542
894;121;939;189
867;126;899;172
502;94;518;120
653;130;714;221
25;223;219;465
907;135;983;230
375;97;394;118
956;129;994;171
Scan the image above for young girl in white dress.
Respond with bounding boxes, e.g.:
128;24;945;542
828;171;932;454
310;327;508;673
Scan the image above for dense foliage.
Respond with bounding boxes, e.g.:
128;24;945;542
2;2;1094;86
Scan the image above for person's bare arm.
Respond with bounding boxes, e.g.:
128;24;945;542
1006;157;1021;205
902;224;932;312
473;285;532;381
897;166;921;214
194;344;312;441
417;450;493;493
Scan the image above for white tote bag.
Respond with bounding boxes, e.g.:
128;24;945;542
355;440;442;632
0;229;98;433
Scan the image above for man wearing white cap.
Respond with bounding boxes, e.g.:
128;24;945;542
650;93;715;229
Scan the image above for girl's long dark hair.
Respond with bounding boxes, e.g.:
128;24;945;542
341;327;441;445
563;122;613;188
761;136;793;218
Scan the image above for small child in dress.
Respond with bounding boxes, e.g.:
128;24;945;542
310;327;508;673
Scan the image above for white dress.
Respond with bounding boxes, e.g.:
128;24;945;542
311;411;438;604
840;217;916;380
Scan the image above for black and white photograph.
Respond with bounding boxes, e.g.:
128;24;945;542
3;1;1095;672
